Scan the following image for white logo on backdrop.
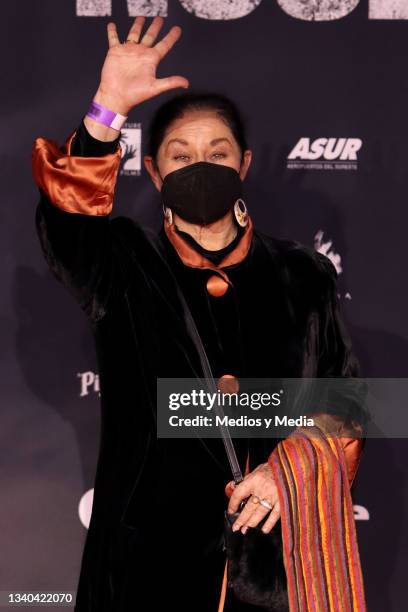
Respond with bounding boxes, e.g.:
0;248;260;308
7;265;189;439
77;371;100;397
119;123;142;176
287;137;362;171
354;505;370;520
78;489;94;528
314;230;353;300
76;0;408;20
369;0;408;19
314;230;343;275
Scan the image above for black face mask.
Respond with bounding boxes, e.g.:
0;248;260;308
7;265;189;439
160;161;243;225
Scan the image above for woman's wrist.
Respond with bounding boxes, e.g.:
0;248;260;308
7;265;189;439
83;88;130;142
83;115;122;142
94;86;131;116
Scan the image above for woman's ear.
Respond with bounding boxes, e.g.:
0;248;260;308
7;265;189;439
144;155;163;192
239;149;252;181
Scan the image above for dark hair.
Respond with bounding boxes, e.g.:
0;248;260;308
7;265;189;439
146;91;249;163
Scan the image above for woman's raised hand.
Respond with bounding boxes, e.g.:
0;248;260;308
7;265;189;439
95;16;189;115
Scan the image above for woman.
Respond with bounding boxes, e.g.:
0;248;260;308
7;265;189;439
32;16;367;612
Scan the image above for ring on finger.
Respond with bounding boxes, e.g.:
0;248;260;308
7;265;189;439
259;498;273;510
251;495;260;504
125;38;139;44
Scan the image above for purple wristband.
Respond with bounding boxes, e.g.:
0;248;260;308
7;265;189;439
86;100;128;131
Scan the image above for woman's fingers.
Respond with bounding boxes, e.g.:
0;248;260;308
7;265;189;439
227;478;252;514
232;498;281;534
241;496;277;532
259;502;281;534
241;505;270;534
226;463;280;533
230;494;261;531
126;16;146;43
154;26;183;60
107;22;120;48
234;499;270;534
154;75;189;95
140;15;165;46
225;480;236;498
107;17;182;55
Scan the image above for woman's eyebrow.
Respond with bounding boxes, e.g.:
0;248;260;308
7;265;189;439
210;137;232;146
165;137;232;150
166;138;189;148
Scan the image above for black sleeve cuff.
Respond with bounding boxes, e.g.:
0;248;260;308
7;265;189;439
70;117;122;157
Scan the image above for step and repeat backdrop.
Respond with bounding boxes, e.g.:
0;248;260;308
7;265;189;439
2;0;408;609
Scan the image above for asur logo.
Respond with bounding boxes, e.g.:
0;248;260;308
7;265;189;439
287;137;362;171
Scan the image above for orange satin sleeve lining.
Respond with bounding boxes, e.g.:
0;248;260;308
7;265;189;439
31;128;122;216
339;436;363;487
308;412;364;486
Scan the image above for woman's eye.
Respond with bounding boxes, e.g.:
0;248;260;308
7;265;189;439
174;155;190;161
212;153;227;159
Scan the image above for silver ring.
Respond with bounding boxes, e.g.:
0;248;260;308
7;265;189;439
259;498;273;510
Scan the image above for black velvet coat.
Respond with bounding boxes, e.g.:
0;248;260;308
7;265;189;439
32;122;363;612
